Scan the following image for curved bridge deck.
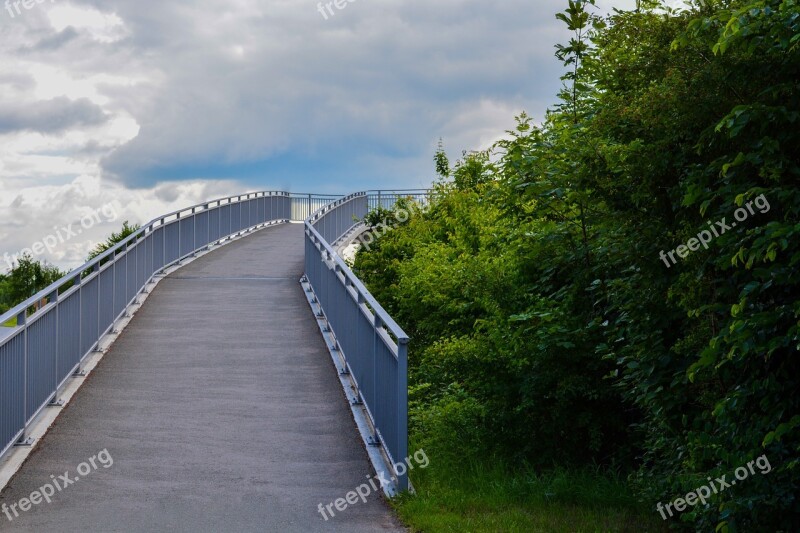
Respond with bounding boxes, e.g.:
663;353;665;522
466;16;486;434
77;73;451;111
0;223;402;532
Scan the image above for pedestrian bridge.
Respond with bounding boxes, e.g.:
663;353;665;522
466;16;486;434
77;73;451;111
0;191;425;532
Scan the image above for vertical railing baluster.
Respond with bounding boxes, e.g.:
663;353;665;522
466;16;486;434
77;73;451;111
18;308;28;445
397;338;409;491
49;287;59;403
76;273;82;374
95;263;100;356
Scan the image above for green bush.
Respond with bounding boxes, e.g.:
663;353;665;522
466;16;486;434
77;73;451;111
356;1;800;529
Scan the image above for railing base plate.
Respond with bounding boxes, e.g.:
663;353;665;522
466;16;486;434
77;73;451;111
14;437;34;447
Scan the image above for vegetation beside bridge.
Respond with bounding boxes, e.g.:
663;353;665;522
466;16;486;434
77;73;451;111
356;1;799;530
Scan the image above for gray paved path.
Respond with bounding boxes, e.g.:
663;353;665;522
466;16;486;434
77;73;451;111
0;223;403;533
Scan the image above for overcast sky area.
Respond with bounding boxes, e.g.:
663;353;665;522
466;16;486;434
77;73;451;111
0;0;636;270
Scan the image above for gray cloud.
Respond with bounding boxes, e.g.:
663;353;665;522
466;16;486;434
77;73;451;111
0;1;637;267
26;26;80;51
1;0;635;190
0;97;108;134
0;72;36;91
58;0;578;186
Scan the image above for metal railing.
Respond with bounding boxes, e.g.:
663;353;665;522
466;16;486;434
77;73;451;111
288;193;345;222
0;191;293;460
367;189;430;211
303;192;417;491
1;188;425;492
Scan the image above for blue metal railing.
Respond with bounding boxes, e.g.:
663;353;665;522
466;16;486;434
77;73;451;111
0;188;424;492
304;191;429;492
0;191;296;460
366;189;430;212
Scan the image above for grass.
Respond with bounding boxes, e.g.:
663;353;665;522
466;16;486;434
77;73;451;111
392;461;668;533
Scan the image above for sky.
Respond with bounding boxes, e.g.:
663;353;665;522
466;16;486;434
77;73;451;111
0;0;635;270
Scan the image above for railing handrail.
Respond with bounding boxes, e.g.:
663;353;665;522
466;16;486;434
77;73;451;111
0;189;427;326
303;190;429;344
287;192;347;198
306;191;366;225
302;189;435;493
367;188;430;193
306;189;430;224
304;210;409;345
0;191;291;326
0;188;423;493
1;189;429;327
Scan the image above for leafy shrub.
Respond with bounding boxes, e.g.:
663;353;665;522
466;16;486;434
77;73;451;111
357;1;800;529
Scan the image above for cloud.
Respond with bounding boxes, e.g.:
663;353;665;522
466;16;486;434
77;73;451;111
0;0;637;269
0;96;107;134
0;174;247;271
25;26;80;51
8;0;581;188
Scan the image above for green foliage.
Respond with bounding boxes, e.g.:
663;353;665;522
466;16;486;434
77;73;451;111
434;138;450;179
0;221;143;319
0;254;65;316
363;195;425;229
356;179;635;470
362;206;396;229
0;273;12;315
87;221;141;262
358;0;799;530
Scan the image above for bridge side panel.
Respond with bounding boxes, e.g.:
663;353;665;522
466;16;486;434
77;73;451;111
0;334;25;457
0;191;295;463
304;193;410;492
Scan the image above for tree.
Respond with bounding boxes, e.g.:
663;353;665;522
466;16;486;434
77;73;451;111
355;0;800;529
0;273;11;315
87;221;141;262
3;254;64;313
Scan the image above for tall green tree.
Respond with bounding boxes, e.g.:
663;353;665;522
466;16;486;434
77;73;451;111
3;254;64;311
0;273;11;315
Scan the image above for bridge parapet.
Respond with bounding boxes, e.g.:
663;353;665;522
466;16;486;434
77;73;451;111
303;190;429;494
1;188;429;496
0;191;296;461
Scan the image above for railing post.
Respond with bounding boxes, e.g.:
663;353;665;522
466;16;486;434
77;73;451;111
160;218;165;270
204;204;210;248
397;338;409;491
16;309;31;446
94;263;100;355
192;207;197;255
72;273;81;368
49;288;60;405
111;249;116;324
372;315;381;444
